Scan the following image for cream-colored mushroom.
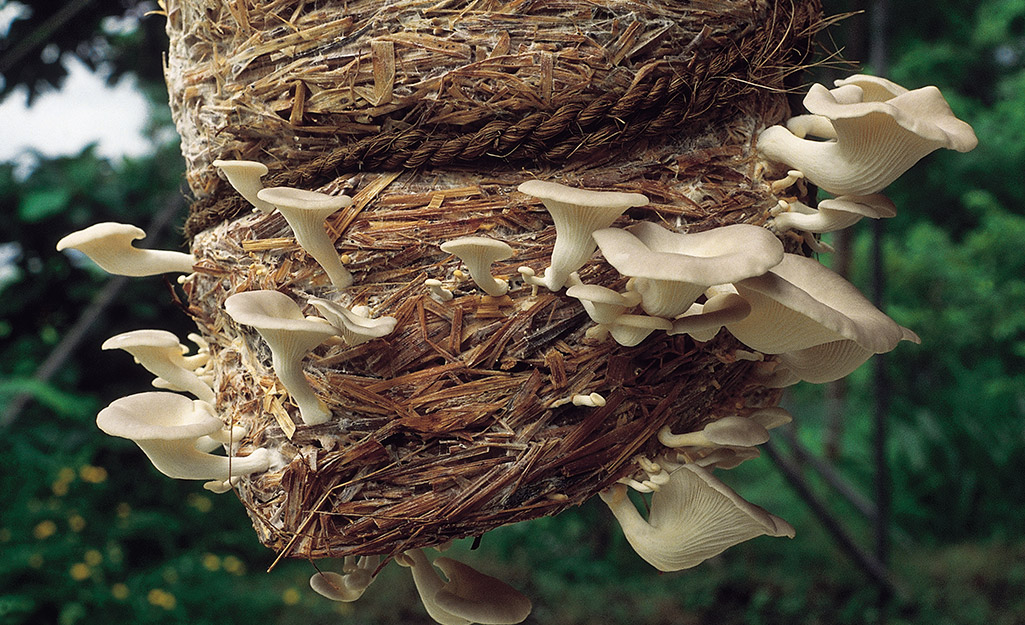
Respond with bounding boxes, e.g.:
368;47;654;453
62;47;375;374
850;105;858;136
102;329;215;403
396;549;531;625
608;314;672;347
308;297;397;346
516;180;648;291
772;194;897;234
96;392;272;481
723;253;917;379
776;326;921;384
310;555;381;602
758;76;978;196
425;278;454;302
440;237;514;297
658;416;770;449
593;222;784;319
224;290;337;425
565;284;641;325
668;288;752;341
212;159;275;213
599;463;794;571
257;187;354;288
56;222;195;276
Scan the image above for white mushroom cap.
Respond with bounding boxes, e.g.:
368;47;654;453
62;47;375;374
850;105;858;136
773;194;897;234
102;329;215;403
759;78;978;196
565;284;640;324
397;549;531;625
439;237;514;297
224;290;337;425
308;297;397;346
725;253;913;356
668;290;752;341
517;179;648;291
56;222;195;276
257;187;355;288
213;159;274;213
776;326;921;384
599;463;794;572
608;314;672;347
593;222;784;318
96;392;271;480
309;555;381;602
658;415;770;449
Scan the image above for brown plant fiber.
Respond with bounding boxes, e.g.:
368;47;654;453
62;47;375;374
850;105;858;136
168;0;825;561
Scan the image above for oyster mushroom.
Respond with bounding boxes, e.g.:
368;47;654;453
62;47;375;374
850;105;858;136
56;222;195;276
758;76;978;196
308;297;397;346
593;222;784;319
440;237;514;297
213;159;275;213
102;329;215;403
668;287;752;341
257;187;354;288
723;253;918;378
658;415;770;449
396;549;531;625
772;194;897;234
96;391;272;481
224;290;337;425
516;180;648;291
599;463;794;571
310;555;381;602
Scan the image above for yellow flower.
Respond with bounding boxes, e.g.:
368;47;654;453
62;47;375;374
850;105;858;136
111;583;130;600
147;588;177;610
282;587;301;605
201;553;221;571
186;493;213;513
33;520;57;540
84;549;103;566
68;514;86;533
79;465;109;484
69;563;91;581
222;555;246;576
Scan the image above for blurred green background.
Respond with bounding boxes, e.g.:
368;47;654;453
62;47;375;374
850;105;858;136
1;1;1023;623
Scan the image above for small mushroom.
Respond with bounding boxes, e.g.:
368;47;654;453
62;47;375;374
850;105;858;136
758;76;978;196
608;314;672;347
396;549;531;625
224;290;338;425
658;416;770;449
599;463;794;571
425;278;454;302
565;284;641;324
668;288;752;341
439;237;514;297
257;187;355;288
776;326;922;384
96;392;272;481
516;180;648;291
212;159;275;213
310;555;381;602
56;222;195;276
308;297;397;346
723;254;917;369
593;222;784;318
772;194;897;234
102;329;215;403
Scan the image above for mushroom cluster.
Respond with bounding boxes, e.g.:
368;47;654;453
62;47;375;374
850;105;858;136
57;73;976;623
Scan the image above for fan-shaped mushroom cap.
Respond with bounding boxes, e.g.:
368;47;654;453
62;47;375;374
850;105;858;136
257;187;354;288
213;159;274;213
776;326;921;384
669;290;752;341
224;290;337;425
758;78;978;196
517;179;648;291
608;314;672;347
102;329;215;403
724;253;912;356
599;463;794;571
309;555;381;602
56;222;195;276
440;237;514;297
96;392;271;480
773;194;897;234
658;415;770;449
308;297;397;346
565;284;641;324
594;222;784;318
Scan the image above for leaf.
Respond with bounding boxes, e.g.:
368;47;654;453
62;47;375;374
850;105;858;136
17;188;72;222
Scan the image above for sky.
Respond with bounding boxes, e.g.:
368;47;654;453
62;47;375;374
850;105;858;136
0;56;152;169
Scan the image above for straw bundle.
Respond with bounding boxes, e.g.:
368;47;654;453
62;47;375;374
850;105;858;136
168;0;826;559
